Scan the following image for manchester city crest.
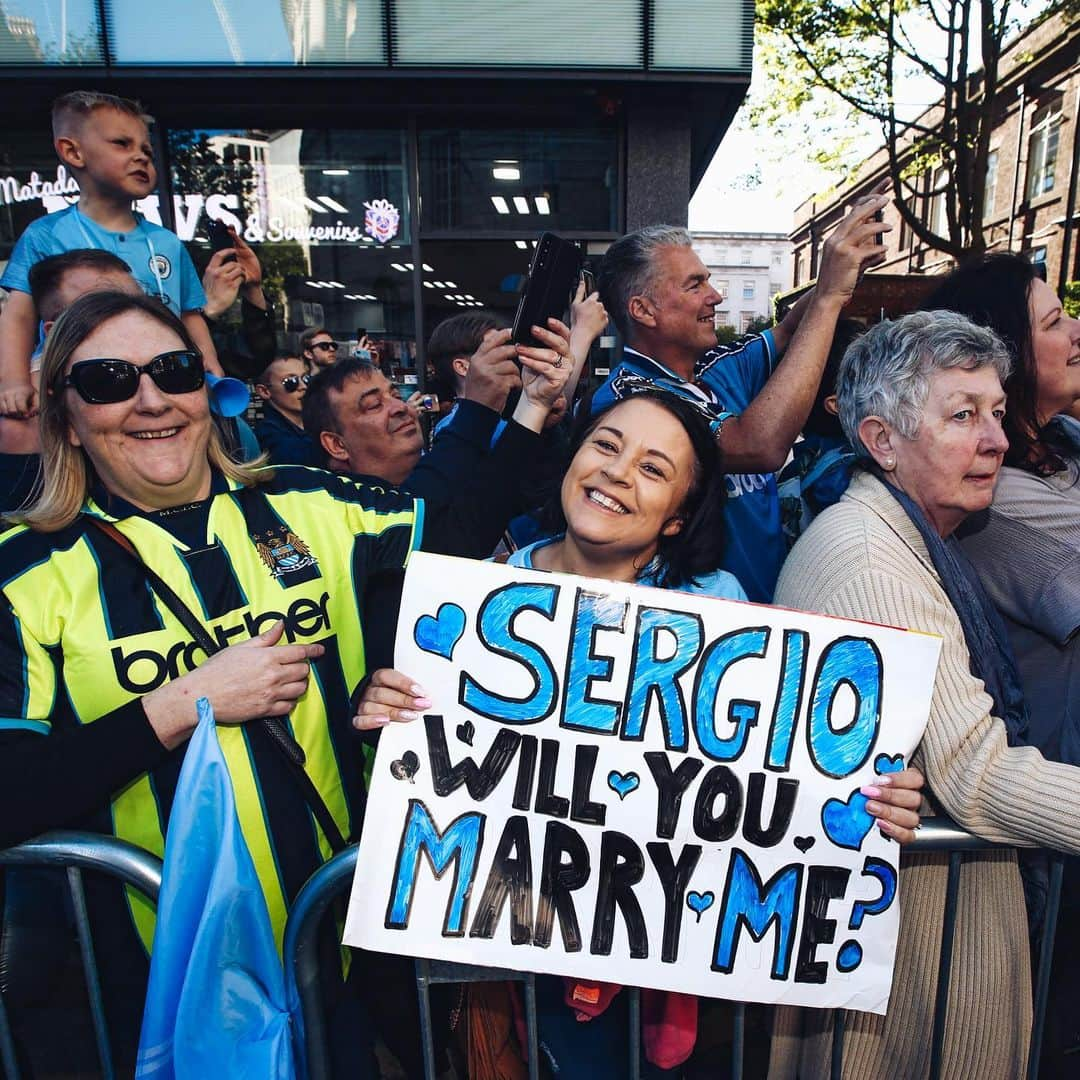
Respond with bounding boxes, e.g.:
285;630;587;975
254;529;317;579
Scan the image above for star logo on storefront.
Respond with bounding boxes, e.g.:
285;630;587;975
364;198;400;244
254;529;318;579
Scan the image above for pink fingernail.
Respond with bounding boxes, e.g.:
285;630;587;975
861;785;882;798
413;697;432;709
410;685;428;697
400;710;421;721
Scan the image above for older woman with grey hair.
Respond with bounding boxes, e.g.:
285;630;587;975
768;310;1080;1079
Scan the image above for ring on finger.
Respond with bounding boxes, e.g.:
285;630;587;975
554;355;564;369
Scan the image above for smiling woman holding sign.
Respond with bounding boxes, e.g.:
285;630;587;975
770;309;1080;1078
356;389;925;1074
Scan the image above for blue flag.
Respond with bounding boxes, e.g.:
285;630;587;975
136;699;296;1079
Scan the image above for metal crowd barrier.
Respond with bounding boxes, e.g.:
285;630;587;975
830;819;1064;1080
284;819;1065;1080
0;822;1060;1080
0;831;163;1080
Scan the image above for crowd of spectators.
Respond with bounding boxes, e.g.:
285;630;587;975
1;88;1079;1078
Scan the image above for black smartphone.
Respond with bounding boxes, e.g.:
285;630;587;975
206;218;236;263
511;232;582;349
581;267;596;296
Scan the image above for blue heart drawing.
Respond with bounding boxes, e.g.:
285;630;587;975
607;770;640;800
821;790;874;851
686;891;715;922
874;753;905;775
414;603;466;661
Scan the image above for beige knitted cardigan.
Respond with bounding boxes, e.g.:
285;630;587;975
767;471;1080;1080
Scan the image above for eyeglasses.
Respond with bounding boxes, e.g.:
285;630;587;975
62;351;205;404
281;373;312;393
311;341;338;352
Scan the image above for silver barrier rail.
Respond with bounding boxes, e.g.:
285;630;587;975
283;819;1064;1080
0;831;163;1080
830;817;1064;1080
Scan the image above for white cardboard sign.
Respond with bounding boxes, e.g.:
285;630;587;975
344;553;941;1013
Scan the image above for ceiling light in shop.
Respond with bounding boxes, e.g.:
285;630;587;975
445;295;457;301
515;240;528;249
534;195;551;215
432;281;445;288
513;196;530;214
322;169;349;176
464;294;475;300
303;196;329;214
492;166;520;181
444;281;457;288
391;263;408;272
327;281;344;288
306;280;323;288
423;281;434;289
491;196;510;214
422;263;434;272
405;263;415;270
318;195;348;213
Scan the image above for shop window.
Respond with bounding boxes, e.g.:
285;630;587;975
419;127;618;234
742;279;755;300
169;127;417;369
0;129;95;262
1027;100;1062;200
0;0;104;64
102;0;385;65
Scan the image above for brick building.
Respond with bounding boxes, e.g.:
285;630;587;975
790;10;1080;295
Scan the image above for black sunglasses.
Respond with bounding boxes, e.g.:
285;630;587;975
311;340;339;352
281;373;312;392
62;350;205;404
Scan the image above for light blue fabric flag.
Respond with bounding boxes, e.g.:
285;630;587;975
136;698;296;1079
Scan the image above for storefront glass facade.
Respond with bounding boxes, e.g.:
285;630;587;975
0;118;619;382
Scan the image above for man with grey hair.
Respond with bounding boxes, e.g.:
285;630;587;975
592;194;889;601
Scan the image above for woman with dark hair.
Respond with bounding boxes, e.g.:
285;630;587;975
513;391;743;596
923;256;1080;1074
357;388;925;1076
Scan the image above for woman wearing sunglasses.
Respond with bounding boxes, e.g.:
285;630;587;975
253;352;318;466
0;289;572;1073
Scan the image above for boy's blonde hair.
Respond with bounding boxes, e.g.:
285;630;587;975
51;91;152;140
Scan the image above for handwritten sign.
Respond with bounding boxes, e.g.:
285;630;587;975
344;553;941;1013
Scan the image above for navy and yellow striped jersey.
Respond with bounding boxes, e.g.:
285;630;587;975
0;466;422;955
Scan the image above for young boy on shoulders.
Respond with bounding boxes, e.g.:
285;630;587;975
0;90;220;447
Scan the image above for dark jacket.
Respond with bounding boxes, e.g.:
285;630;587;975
254;404;319;467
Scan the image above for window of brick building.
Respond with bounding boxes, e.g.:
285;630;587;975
983;149;999;220
1027;100;1062;200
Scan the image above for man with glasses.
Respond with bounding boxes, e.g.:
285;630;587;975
253;353;318;465
301;326;339;370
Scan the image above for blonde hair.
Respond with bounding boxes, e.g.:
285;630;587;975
8;291;266;533
51;91;152;139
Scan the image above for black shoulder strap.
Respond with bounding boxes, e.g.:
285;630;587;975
85;516;348;853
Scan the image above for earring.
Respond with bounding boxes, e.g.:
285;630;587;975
884;457;895;470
